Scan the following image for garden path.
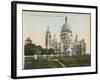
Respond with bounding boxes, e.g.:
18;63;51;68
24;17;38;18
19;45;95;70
53;59;66;67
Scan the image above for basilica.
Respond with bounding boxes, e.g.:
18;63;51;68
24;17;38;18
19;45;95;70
45;16;86;56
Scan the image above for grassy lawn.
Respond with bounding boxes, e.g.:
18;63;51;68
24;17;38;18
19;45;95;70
59;55;91;67
24;58;62;69
24;55;91;69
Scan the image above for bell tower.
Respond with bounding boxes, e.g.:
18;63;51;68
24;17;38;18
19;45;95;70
45;26;52;49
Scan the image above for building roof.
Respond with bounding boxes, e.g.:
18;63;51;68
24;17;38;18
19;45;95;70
61;17;72;33
25;37;32;42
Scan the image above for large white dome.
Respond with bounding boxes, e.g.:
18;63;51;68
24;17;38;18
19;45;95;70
61;17;72;33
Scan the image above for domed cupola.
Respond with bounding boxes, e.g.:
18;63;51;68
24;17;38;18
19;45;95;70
61;16;72;33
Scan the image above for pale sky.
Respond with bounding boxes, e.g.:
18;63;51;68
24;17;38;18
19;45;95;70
23;11;90;53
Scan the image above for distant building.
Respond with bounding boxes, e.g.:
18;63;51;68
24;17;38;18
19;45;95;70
72;35;86;55
25;37;32;45
45;16;86;56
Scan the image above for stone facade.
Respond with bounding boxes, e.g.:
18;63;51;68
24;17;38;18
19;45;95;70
45;16;86;56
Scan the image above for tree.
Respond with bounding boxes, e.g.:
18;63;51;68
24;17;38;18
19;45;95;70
41;48;54;55
24;43;36;56
41;48;47;55
24;42;55;55
35;45;42;55
48;48;54;55
36;45;42;50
